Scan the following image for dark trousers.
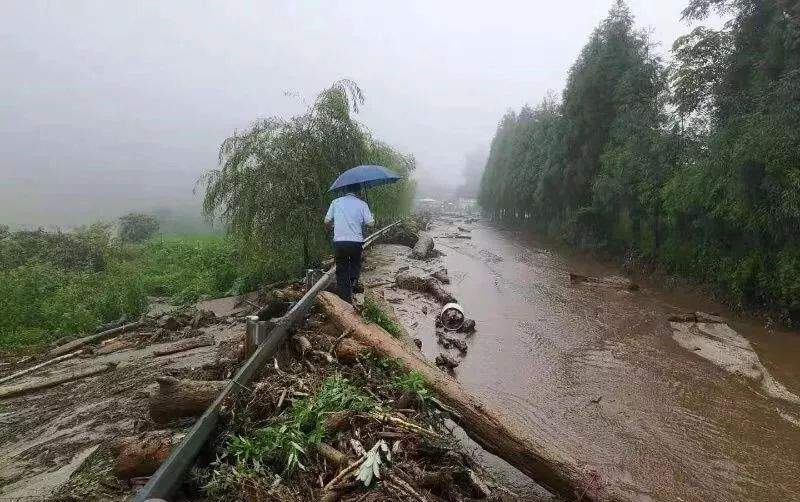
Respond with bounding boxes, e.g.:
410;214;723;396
333;241;363;303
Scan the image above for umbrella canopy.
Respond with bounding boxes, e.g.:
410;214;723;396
328;165;402;192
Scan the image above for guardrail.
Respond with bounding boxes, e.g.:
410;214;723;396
134;220;401;501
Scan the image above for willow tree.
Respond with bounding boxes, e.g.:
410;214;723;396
202;80;414;280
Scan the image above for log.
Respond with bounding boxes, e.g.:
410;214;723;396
411;232;435;259
569;273;639;292
0;363;115;399
317;292;634;502
315;442;348;467
114;430;185;479
48;321;143;357
0;349;85;385
152;335;214;357
148;376;228;423
334;338;368;363
395;271;456;304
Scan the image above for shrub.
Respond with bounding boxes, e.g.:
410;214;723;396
118;213;160;243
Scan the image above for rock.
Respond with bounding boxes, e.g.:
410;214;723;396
412;232;435;259
432;268;450;284
413;338;423;349
436;331;468;354
435;354;460;371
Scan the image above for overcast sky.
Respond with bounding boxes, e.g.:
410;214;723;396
1;0;711;227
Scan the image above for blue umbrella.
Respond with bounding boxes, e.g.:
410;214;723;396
328;165;402;192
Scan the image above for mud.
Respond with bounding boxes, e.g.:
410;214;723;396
0;319;246;500
362;217;800;502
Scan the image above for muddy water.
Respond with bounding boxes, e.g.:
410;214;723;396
429;220;800;502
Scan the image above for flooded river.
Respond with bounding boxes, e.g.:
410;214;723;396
423;219;800;501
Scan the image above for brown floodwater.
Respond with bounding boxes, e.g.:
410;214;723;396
425;219;800;502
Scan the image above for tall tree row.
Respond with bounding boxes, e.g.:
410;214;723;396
479;0;800;320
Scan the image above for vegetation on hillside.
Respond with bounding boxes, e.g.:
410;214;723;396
479;0;800;321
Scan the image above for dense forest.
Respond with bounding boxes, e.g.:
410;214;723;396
479;0;800;321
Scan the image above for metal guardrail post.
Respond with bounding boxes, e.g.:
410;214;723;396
134;220;401;502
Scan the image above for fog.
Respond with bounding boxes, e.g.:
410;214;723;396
1;1;704;227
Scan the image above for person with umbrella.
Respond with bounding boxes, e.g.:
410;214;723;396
325;165;401;302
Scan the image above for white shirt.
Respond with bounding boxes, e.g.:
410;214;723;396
325;194;375;242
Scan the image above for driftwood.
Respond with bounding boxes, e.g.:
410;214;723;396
0;349;85;385
668;311;725;324
0;363;115;399
49;321;143;357
114;430;185;478
152;335;214;357
411;232;435;259
317;291;633;502
395;271;456;304
316;442;348;467
569;273;639;291
148;376;228;423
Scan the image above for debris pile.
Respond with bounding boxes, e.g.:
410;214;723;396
179;308;513;502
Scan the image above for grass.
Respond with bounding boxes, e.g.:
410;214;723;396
361;297;400;336
223;376;374;477
391;370;432;404
0;230;251;351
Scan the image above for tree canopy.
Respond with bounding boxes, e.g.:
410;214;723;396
479;0;800;321
202;80;415;277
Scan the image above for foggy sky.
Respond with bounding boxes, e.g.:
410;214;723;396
1;1;708;227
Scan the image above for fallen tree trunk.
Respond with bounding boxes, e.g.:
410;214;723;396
395;271;456;304
411;232;434;259
0;349;85;385
114;431;186;479
148;376;229;423
569;273;639;292
317;292;635;502
153;335;214;357
49;321;143;357
0;363;115;399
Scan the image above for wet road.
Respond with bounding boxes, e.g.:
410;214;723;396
429;219;800;502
